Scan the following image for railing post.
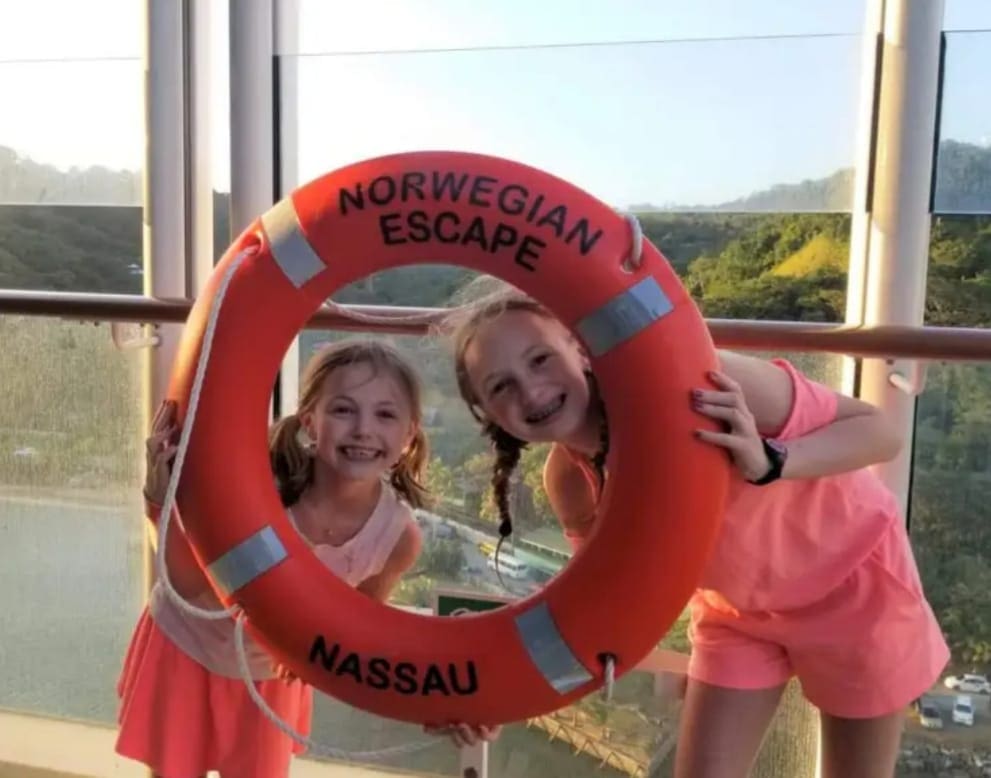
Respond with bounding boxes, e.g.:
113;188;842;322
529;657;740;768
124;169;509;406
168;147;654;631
185;0;215;297
230;0;281;418
143;0;187;621
143;0;186;399
229;0;275;237
857;0;944;513
274;0;300;414
842;0;885;396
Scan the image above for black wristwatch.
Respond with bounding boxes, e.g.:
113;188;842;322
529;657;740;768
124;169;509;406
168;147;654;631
748;437;788;486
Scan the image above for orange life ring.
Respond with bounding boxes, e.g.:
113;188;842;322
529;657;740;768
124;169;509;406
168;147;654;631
167;150;728;726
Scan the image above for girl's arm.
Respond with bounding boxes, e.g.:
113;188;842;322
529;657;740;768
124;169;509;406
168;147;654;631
357;521;423;602
695;351;904;482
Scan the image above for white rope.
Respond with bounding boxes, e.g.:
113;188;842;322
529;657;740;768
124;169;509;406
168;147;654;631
154;247;251;622
619;212;643;271
322;299;445;327
233;616;439;760
153;243;439;760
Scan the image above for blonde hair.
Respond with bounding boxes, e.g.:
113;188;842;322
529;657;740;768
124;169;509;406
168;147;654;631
269;340;430;509
441;279;608;538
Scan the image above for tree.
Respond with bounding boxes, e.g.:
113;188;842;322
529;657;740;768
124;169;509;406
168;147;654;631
424;457;456;502
391;577;435;608
520;444;556;528
418;539;465;579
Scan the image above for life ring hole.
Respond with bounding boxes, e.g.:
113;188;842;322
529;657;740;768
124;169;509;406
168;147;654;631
273;265;604;611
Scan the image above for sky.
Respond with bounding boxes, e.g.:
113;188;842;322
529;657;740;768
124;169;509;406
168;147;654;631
0;0;988;208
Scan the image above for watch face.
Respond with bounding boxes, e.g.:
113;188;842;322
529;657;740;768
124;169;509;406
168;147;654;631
766;439;788;458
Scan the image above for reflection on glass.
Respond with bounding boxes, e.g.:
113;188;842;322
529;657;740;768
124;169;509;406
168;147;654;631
289;35;861;212
0;316;144;723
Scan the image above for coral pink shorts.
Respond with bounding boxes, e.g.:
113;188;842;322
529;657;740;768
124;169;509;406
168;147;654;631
688;522;948;719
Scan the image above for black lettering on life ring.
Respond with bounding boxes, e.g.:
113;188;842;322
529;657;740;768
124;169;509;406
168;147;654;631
431;171;470;202
497;184;528;216
338;171;603;257
420;665;450;696
307;635;479;696
393;662;419;695
366;657;391;690
468;175;497;208
335;651;363;684
401;172;426;203
377;210;546;271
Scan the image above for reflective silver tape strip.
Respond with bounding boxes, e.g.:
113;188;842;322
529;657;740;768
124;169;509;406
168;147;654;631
259;198;326;288
206;526;288;597
575;276;673;357
514;601;593;694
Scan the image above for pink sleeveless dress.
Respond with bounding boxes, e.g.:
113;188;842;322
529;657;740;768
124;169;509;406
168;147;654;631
116;486;412;778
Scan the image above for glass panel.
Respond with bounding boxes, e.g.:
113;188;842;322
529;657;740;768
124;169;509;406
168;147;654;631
903;214;991;773
287;35;862;212
0;61;142;206
932;33;991;214
0;205;142;293
0;315;145;723
286;0;867;54
906;362;991;773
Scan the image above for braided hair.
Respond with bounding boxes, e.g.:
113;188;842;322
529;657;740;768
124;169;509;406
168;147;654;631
444;284;610;542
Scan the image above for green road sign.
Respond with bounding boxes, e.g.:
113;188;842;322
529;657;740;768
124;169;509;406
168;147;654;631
433;588;510;617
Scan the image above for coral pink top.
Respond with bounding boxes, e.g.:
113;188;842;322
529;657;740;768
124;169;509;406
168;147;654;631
549;360;899;612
